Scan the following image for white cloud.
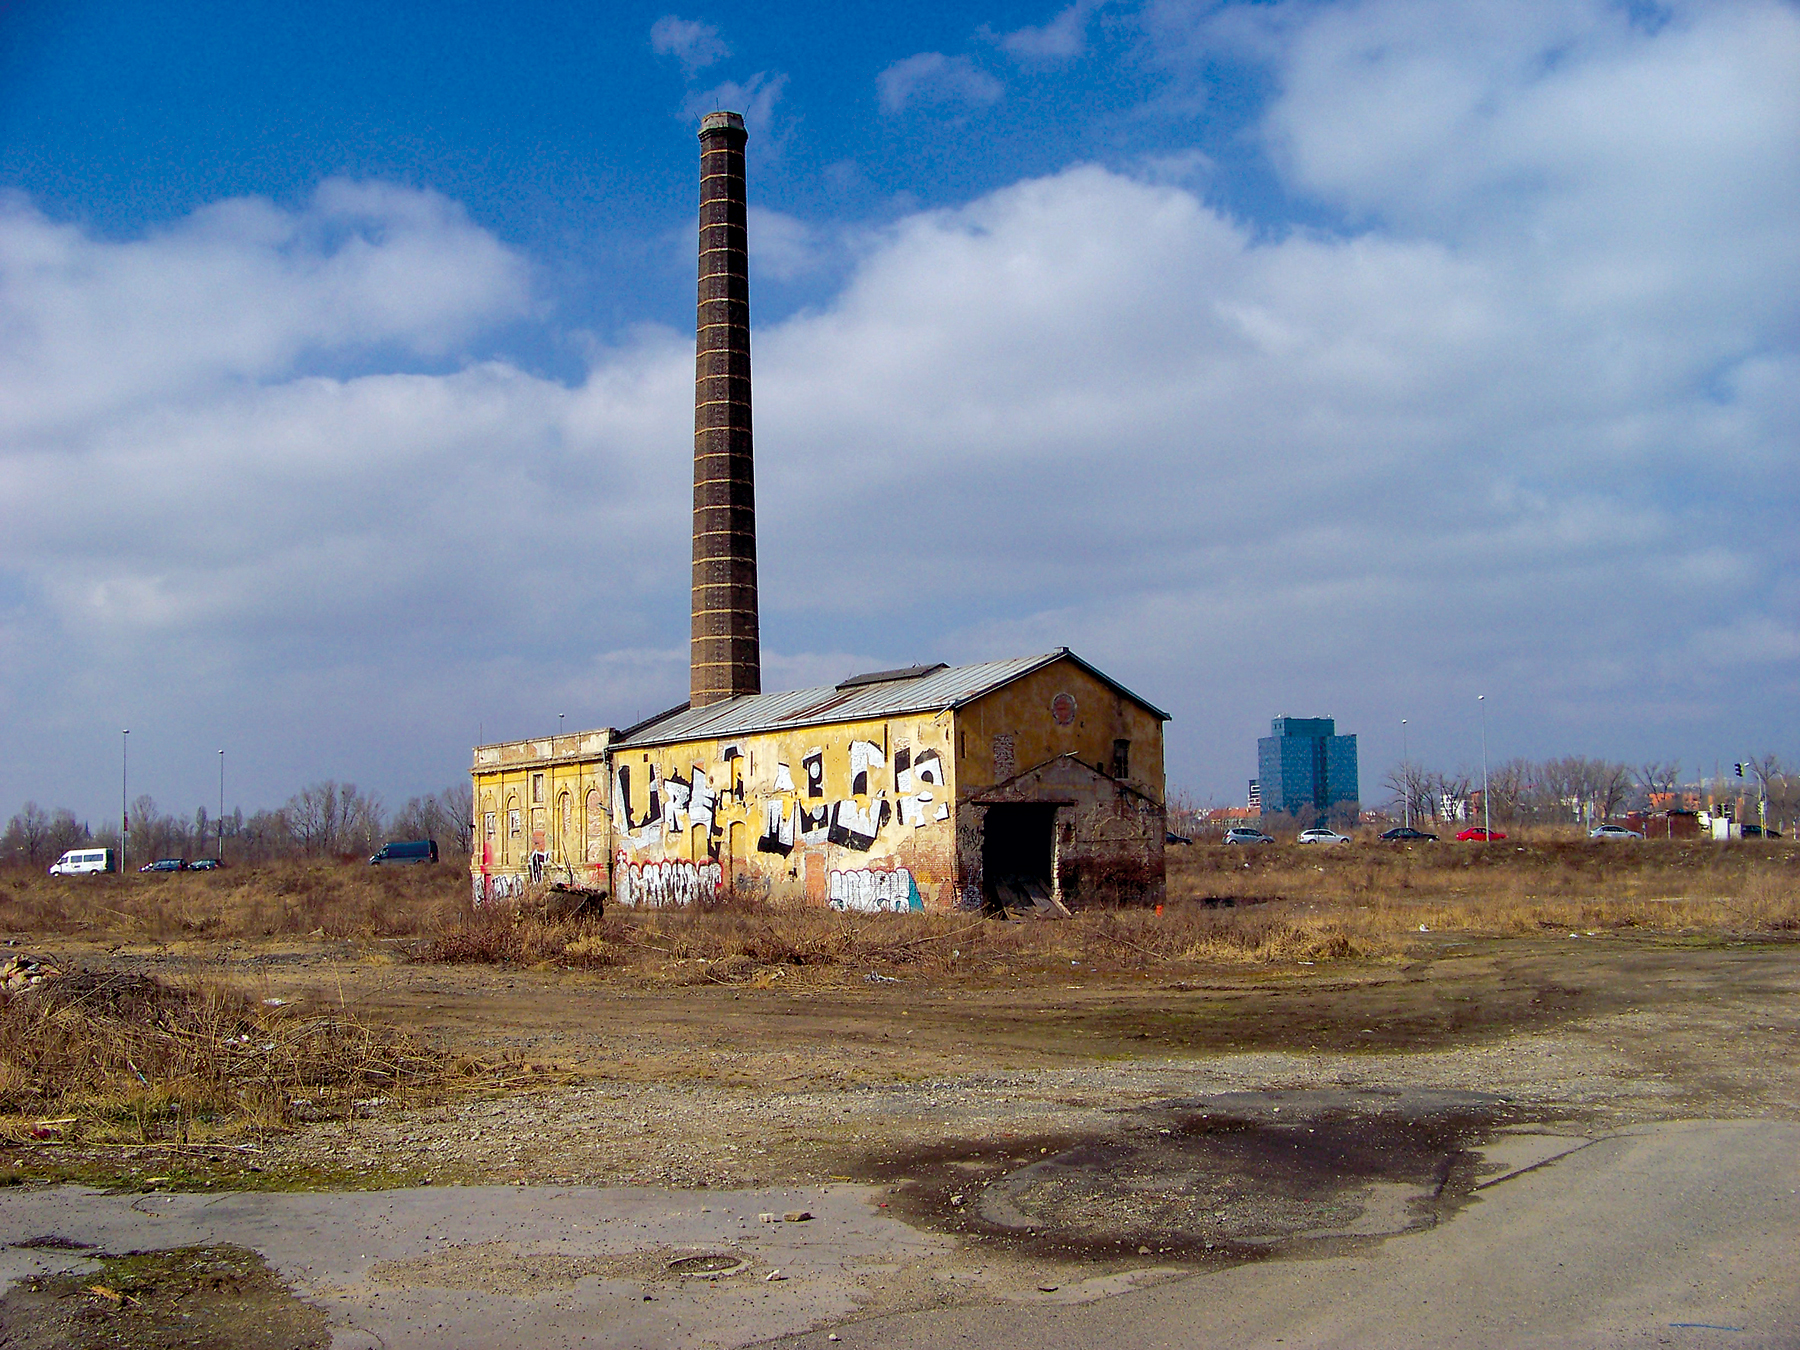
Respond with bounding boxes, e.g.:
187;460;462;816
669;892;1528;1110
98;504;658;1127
877;52;1005;115
746;207;827;282
0;181;529;444
3;0;1796;816
649;15;729;76
984;0;1105;65
685;71;789;139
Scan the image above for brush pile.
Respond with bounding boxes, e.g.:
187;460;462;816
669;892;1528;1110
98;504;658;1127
0;966;496;1143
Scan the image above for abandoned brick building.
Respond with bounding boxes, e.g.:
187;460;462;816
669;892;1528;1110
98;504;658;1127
469;111;1169;912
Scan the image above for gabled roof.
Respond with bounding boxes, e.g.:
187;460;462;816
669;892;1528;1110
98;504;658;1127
614;648;1169;750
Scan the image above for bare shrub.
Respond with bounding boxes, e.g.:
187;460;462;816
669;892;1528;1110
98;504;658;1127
0;969;502;1144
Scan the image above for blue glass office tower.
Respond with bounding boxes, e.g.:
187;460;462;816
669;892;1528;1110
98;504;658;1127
1257;717;1358;822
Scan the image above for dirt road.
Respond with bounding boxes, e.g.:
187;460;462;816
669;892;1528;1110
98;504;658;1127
2;934;1796;1346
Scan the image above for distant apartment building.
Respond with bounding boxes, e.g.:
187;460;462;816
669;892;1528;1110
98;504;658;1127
1257;717;1359;823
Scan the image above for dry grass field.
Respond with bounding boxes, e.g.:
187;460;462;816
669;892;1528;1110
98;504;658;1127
0;839;1795;1164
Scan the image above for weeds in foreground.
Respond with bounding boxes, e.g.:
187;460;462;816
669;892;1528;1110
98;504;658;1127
417;894;1402;980
0;860;461;941
415;844;1800;981
0;969;515;1146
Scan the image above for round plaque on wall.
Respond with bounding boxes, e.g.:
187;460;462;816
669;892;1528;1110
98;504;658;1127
1051;692;1077;726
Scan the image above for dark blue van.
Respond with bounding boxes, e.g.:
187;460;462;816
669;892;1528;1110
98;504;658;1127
369;839;438;865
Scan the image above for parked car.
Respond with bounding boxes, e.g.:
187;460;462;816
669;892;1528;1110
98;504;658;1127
1740;825;1783;838
187;858;221;871
1590;824;1644;840
139;858;184;873
49;847;115;876
369;839;439;865
1456;827;1508;841
1297;828;1352;845
1379;827;1438;842
1223;827;1275;845
1165;831;1193;845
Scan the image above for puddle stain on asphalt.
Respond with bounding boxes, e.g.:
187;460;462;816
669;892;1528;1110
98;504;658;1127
0;1243;331;1350
860;1089;1550;1265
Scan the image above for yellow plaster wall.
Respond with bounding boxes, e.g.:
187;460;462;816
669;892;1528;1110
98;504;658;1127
613;711;959;911
952;657;1165;802
470;733;611;902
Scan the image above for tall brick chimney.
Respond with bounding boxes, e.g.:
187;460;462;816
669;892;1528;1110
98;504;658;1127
690;110;761;708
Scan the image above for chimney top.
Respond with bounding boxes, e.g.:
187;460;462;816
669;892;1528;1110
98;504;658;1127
699;110;745;136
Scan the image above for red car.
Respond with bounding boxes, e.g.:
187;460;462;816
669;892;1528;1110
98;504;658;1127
1456;827;1508;841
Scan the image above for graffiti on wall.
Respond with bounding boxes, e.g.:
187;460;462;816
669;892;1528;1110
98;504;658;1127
829;867;921;913
758;798;794;855
615;727;953;902
616;851;722;908
473;871;528;907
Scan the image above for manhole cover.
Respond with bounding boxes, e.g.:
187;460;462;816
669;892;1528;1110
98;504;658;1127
666;1253;744;1276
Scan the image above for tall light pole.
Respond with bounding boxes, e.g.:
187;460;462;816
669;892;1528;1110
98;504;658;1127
1401;718;1410;829
1478;695;1490;840
121;729;129;873
218;749;225;863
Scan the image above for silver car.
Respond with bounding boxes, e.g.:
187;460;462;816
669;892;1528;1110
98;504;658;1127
1590;824;1644;840
1223;827;1275;845
1297;828;1351;845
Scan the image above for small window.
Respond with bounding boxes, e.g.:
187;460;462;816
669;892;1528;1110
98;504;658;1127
1111;739;1130;779
531;773;544;804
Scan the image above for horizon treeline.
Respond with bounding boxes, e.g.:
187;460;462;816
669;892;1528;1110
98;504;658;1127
2;779;473;868
1168;752;1798;832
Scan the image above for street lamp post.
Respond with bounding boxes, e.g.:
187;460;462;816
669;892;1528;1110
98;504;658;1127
121;729;129;874
1401;719;1410;829
218;749;225;863
1478;696;1490;840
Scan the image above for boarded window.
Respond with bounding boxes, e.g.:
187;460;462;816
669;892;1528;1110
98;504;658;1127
1111;739;1130;779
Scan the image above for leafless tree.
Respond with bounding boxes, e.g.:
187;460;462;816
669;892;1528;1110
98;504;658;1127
391;783;474;856
1382;761;1434;823
1426;770;1473;822
1746;755;1797;833
46;809;88;856
1635;761;1683;802
285;781;384;857
1484;758;1537;826
2;802;51;864
241;809;291;863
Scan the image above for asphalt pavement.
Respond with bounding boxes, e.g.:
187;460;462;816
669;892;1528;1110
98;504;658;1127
1;1119;1794;1348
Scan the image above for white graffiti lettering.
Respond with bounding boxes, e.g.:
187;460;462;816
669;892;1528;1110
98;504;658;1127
828;867;920;913
616;851;722;908
474;872;529;907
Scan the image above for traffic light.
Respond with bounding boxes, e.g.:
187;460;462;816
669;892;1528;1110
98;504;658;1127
1734;763;1745;777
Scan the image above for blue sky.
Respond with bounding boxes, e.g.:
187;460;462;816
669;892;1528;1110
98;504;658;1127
2;0;1797;823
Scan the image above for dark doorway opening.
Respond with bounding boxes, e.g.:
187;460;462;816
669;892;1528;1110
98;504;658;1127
982;804;1056;910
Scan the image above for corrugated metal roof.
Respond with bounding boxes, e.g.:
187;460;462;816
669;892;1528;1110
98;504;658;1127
615;648;1169;749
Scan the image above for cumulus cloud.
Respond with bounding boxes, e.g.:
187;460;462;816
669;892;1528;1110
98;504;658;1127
746;207;828;282
3;0;1795;815
0;181;530;444
649;15;729;76
983;0;1105;65
685;71;788;138
877;52;1005;115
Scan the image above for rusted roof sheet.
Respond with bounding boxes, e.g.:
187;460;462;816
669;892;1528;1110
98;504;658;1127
615;648;1169;749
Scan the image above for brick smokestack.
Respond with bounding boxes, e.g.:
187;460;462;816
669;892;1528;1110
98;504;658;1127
690;110;761;708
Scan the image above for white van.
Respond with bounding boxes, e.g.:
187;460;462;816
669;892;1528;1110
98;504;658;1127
49;848;115;876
